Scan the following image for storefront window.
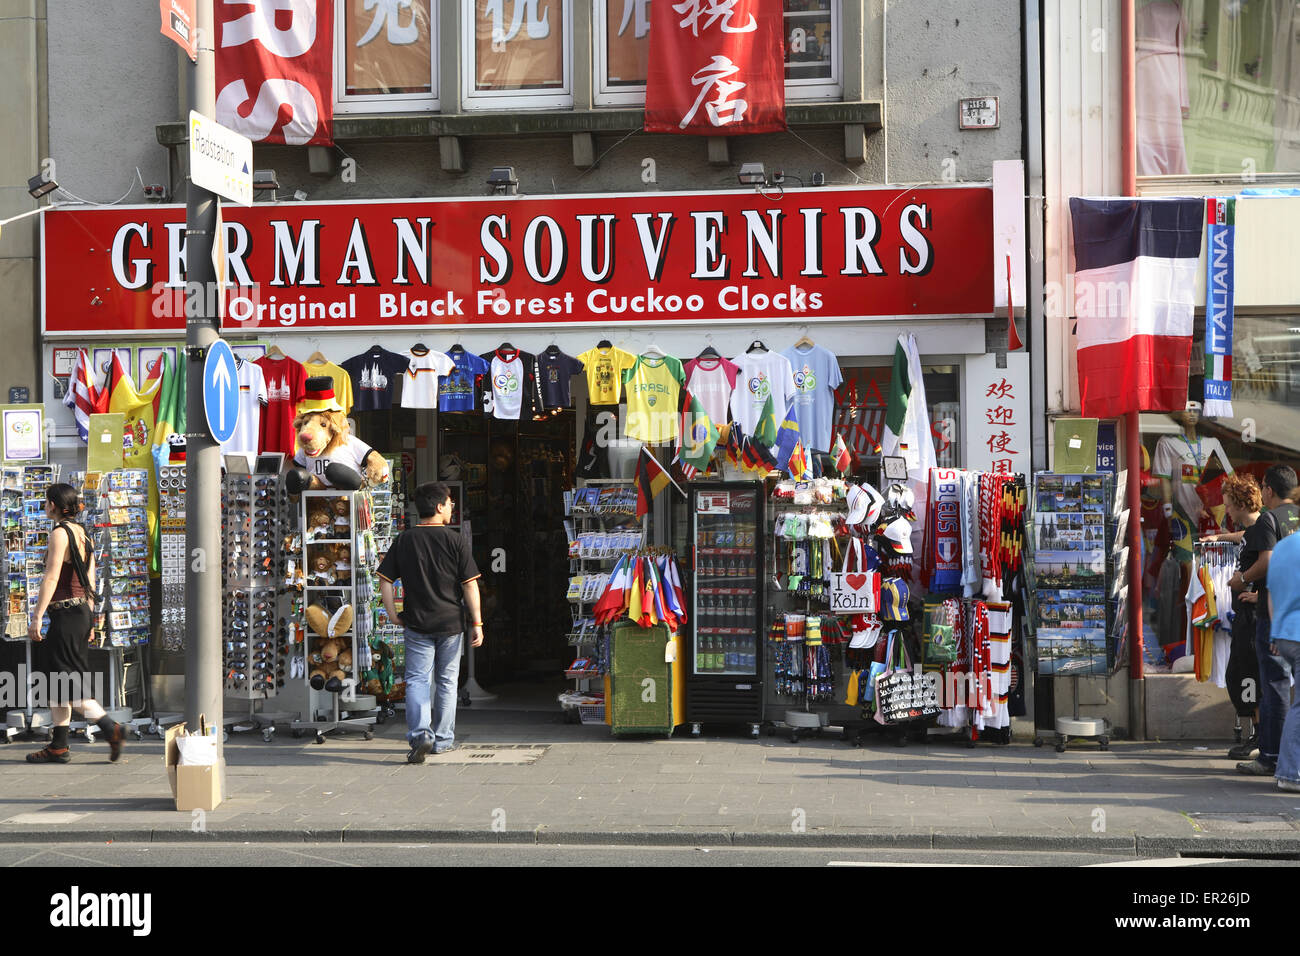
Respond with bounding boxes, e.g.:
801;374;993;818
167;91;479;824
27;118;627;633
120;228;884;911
335;0;438;113
834;364;961;469
1136;0;1300;177
593;0;842;107
1138;314;1300;669
463;0;572;110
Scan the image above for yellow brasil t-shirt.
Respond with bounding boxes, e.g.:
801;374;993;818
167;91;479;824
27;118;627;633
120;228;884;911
622;355;684;444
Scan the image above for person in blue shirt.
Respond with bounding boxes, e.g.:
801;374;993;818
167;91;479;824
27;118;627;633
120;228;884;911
1268;486;1300;792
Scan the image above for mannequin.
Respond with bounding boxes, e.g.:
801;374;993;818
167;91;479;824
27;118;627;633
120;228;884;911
1153;404;1233;538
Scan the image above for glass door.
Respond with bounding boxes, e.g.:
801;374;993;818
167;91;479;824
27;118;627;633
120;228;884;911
693;487;759;676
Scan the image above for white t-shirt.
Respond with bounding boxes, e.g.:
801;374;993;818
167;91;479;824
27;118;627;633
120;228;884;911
684;357;739;427
488;352;525;420
221;359;267;458
294;434;376;486
1152;433;1232;523
729;352;797;439
400;349;456;409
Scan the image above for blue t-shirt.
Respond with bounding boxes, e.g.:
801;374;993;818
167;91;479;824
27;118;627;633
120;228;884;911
780;344;843;453
438;349;491;412
1268;531;1300;643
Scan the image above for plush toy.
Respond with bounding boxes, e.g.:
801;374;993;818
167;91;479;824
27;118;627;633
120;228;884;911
304;600;355;692
333;544;352;584
308;548;336;586
332;497;350;527
286;377;390;494
306;507;332;541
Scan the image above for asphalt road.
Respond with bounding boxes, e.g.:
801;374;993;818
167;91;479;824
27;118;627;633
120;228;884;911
0;843;1286;867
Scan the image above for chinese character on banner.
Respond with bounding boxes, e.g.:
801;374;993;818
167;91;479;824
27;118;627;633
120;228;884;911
964;353;1029;475
345;0;433;97
473;0;562;91
645;0;785;135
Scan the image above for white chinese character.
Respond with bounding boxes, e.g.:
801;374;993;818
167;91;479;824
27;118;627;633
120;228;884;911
618;0;651;38
485;0;551;43
681;55;748;128
672;0;757;36
357;0;419;46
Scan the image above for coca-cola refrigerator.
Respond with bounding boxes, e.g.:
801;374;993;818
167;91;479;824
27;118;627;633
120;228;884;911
686;481;765;737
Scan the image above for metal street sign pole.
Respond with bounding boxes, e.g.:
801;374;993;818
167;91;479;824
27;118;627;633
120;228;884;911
185;0;222;754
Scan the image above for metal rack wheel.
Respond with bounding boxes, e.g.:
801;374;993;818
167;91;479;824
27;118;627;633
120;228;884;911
363;730;374;741
1033;736;1044;747
314;732;326;745
1098;736;1110;751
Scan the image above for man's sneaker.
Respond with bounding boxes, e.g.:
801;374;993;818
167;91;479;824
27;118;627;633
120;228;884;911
26;747;70;764
1278;779;1300;793
406;737;434;765
1236;758;1277;776
1227;735;1259;760
433;743;459;756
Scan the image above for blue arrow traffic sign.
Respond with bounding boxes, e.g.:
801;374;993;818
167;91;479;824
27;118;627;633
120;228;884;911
203;339;240;445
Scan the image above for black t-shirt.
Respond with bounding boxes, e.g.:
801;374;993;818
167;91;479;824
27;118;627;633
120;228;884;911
375;525;480;636
536;346;585;410
1241;502;1298;602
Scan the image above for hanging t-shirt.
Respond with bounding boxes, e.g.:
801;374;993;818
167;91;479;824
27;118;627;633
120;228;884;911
482;348;532;421
293;433;377;486
781;343;844;452
341;346;410;412
683;356;739;426
536;346;585;410
302;359;354;415
222;358;267;458
256;355;307;459
730;351;797;441
439;348;491;413
400;348;456;409
623;354;685;444
1151;433;1233;524
576;346;636;405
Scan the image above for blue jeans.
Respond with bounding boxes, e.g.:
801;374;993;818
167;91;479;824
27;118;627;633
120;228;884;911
404;628;462;752
1255;606;1291;766
1275;640;1300;783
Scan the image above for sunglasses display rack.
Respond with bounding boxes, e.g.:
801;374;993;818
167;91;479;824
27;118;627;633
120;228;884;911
291;489;377;744
101;470;152;648
158;464;187;652
364;471;403;720
221;474;294;710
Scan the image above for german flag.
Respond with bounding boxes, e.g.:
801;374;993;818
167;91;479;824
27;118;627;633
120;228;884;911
636;446;683;518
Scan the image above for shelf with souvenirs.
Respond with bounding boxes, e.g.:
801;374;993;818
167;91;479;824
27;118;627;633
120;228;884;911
292;488;378;743
559;479;641;721
1027;471;1119;753
362;467;404;723
98;469;151;649
157;463;186;652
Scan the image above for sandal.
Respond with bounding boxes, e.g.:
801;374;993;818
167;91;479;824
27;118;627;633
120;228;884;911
27;746;70;764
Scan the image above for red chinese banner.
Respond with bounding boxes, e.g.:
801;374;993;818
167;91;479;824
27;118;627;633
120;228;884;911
215;0;333;146
41;185;993;336
159;0;197;62
645;0;785;135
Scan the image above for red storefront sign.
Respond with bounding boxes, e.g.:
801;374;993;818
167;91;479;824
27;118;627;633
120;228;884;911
41;186;993;336
215;0;333;146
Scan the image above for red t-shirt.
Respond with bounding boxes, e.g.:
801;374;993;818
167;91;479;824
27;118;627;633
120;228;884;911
256;355;307;459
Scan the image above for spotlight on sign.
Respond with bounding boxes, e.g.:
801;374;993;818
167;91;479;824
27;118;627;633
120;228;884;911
737;163;767;187
27;173;58;200
487;166;518;196
253;169;280;191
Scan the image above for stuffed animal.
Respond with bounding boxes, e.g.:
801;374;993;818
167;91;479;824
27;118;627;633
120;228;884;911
304;600;355;692
332;497;350;527
333;544;352;584
307;506;332;541
309;548;335;586
286;377;390;494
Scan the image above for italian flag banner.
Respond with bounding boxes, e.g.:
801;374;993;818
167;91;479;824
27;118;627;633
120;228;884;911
1203;197;1235;418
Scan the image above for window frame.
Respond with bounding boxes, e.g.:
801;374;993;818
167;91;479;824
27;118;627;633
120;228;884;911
461;0;574;112
592;0;844;109
333;0;440;115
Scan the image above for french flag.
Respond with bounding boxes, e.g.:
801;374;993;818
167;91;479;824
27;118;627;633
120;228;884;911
1069;198;1204;418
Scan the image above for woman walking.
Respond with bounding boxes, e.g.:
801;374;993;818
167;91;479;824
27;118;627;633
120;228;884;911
25;484;126;763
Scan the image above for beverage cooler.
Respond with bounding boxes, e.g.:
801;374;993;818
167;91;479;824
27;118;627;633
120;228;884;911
686;481;765;736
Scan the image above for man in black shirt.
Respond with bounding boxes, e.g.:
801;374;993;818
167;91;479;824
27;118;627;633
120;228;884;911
1235;465;1299;776
377;482;484;764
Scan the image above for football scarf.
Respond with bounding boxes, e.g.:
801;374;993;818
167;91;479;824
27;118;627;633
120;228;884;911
1203;197;1235;418
925;468;964;593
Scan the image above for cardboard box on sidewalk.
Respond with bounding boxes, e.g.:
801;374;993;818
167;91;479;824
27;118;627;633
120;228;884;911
164;722;224;812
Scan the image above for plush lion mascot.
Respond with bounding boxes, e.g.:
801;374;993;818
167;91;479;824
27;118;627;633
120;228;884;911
286;377;390;494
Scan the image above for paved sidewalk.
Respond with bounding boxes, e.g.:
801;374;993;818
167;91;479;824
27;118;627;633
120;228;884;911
0;710;1297;856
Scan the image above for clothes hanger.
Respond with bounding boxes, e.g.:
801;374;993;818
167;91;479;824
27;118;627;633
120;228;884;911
410;342;429;355
596;338;613;349
305;338;327;365
792;328;815;350
746;340;768;354
642;343;666;359
498;341;516;355
265;344;286;360
697;344;721;360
